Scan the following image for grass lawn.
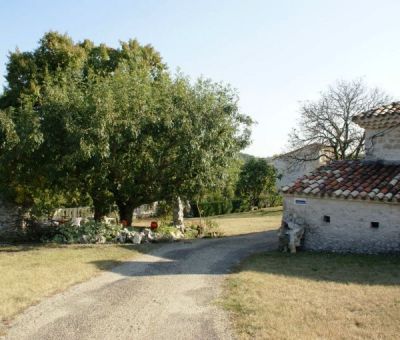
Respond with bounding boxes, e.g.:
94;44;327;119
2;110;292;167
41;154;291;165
222;251;400;340
187;206;283;236
134;206;283;236
0;243;156;333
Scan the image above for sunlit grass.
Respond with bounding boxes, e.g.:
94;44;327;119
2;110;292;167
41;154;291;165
0;207;283;334
223;251;400;339
187;207;282;236
0;243;156;331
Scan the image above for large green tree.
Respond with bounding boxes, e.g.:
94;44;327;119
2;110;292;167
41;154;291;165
0;32;252;225
161;76;251;199
235;158;278;208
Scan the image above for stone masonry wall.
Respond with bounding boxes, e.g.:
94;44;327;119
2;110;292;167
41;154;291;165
274;158;321;189
0;198;23;236
365;125;400;162
283;195;400;253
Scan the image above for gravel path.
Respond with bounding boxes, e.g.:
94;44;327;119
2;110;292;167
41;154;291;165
4;231;277;340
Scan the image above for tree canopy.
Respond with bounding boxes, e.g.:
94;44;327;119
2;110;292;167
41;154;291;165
0;32;252;225
235;158;278;208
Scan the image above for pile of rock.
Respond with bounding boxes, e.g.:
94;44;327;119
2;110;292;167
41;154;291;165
115;228;152;244
115;228;185;244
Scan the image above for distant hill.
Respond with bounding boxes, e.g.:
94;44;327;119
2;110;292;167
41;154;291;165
239;153;256;162
238;153;271;163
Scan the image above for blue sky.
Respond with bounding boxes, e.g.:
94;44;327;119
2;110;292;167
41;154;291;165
1;0;400;157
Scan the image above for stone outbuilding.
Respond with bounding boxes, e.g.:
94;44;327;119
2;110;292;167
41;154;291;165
272;143;332;189
281;102;400;253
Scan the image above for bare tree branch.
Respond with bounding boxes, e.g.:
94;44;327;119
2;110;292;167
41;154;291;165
287;79;391;162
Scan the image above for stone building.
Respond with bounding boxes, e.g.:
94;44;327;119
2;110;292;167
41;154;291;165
281;102;400;253
272;144;331;189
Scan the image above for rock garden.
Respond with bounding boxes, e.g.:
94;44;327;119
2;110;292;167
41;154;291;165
3;217;222;245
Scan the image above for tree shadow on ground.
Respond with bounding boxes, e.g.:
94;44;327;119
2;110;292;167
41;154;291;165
0;245;41;253
89;230;400;286
0;242;157;254
236;251;400;286
90;231;277;277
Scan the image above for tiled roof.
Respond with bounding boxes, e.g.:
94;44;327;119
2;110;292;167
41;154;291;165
281;160;400;203
353;102;400;129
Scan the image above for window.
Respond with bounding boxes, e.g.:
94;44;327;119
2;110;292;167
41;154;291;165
371;222;379;228
323;215;330;223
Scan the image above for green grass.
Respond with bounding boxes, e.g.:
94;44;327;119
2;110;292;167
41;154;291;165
223;251;400;340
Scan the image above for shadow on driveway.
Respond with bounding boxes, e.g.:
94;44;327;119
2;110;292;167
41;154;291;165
90;230;278;277
90;230;400;286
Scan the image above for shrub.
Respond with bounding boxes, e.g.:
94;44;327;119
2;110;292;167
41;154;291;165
202;219;223;238
40;221;122;244
155;200;173;218
191;199;251;217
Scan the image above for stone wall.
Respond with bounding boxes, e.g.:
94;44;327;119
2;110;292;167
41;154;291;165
0;198;23;236
274;158;321;189
272;146;332;189
365;125;400;162
283;195;400;253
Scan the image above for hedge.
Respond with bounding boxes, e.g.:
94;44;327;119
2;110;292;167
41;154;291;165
191;199;250;217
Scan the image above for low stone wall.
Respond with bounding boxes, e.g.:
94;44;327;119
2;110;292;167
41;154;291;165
283;195;400;253
0;199;24;240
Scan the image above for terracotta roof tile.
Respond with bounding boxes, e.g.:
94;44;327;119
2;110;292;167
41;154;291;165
282;160;400;203
353;101;400;129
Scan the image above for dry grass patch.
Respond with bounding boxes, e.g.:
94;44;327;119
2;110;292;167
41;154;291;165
223;252;400;340
187;207;282;236
133;207;282;237
0;243;156;331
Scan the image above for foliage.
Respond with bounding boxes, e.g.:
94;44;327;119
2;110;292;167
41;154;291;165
202;219;223;237
159;75;253;205
40;221;122;244
231;199;251;213
193;200;232;217
235;158;278;208
191;198;254;217
289;79;391;160
155;200;173;219
0;31;252;226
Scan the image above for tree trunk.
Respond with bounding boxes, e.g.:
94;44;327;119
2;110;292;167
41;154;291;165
93;200;107;222
196;199;202;227
173;196;185;231
117;202;135;227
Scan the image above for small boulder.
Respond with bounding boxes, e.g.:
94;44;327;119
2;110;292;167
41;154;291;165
133;232;142;244
79;234;89;244
170;230;184;240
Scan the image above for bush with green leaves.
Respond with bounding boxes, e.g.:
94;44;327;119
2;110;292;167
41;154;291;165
155;201;173;219
41;221;122;244
187;219;223;238
203;219;223;238
191;199;251;217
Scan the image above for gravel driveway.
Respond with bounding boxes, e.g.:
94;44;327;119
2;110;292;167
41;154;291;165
4;231;277;340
